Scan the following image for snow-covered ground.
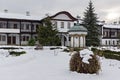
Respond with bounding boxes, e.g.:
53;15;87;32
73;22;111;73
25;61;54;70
0;46;120;80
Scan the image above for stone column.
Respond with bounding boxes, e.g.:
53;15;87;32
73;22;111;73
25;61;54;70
73;35;75;47
66;35;69;46
61;36;64;46
79;35;80;48
83;35;85;47
70;35;73;47
80;36;83;47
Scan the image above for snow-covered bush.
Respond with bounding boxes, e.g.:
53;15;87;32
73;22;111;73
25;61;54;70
70;49;100;74
9;51;26;56
91;48;120;60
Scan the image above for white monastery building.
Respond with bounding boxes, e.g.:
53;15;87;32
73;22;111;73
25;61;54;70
0;11;41;45
0;10;119;47
101;24;120;46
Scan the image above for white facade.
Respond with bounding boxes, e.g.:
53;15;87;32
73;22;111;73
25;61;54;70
52;20;74;32
0;11;87;47
101;24;120;46
51;11;77;46
0;12;40;45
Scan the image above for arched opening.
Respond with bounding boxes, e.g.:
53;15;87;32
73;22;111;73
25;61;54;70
57;33;68;46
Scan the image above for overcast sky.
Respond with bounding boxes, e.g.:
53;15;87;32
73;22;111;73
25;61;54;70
0;0;120;23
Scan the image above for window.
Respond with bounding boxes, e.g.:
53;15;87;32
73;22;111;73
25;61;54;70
103;31;106;37
8;23;11;28
103;31;109;37
0;35;6;41
117;41;119;45
0;23;3;28
2;36;6;41
111;30;117;37
26;36;29;41
32;24;34;30
4;23;6;27
23;36;26;41
113;41;115;45
21;24;24;30
14;24;17;29
22;36;29;41
61;22;64;28
69;37;71;41
26;24;30;30
67;22;71;29
111;32;115;35
34;36;37;40
109;40;111;45
36;24;39;28
0;35;1;41
36;24;39;30
105;40;107;45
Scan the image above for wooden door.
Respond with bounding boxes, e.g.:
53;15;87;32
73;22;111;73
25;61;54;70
7;37;11;45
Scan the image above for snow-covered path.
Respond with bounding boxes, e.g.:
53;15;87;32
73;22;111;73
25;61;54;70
0;47;119;80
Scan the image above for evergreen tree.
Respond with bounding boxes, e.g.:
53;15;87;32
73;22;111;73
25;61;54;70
37;17;61;46
82;0;100;46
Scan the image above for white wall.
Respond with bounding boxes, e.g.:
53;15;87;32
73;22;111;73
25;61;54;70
52;20;74;32
51;13;76;33
53;14;73;20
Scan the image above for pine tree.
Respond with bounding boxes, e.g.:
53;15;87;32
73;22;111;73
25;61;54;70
37;17;61;46
82;0;100;46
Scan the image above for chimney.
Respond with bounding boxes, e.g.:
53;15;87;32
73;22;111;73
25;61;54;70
4;9;8;13
26;11;30;16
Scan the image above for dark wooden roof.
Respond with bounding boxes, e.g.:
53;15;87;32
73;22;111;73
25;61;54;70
50;11;77;21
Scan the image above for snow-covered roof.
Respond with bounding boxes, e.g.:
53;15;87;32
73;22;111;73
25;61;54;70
103;24;120;29
0;12;42;21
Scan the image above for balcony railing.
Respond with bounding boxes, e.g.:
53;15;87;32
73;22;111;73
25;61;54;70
0;28;20;33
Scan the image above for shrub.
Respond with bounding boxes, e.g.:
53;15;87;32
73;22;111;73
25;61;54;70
91;48;103;56
70;51;100;74
91;48;120;60
0;47;23;50
50;47;62;50
73;47;81;52
63;48;70;52
9;51;26;56
28;38;36;46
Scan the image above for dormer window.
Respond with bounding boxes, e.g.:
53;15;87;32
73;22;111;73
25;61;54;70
61;22;64;28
